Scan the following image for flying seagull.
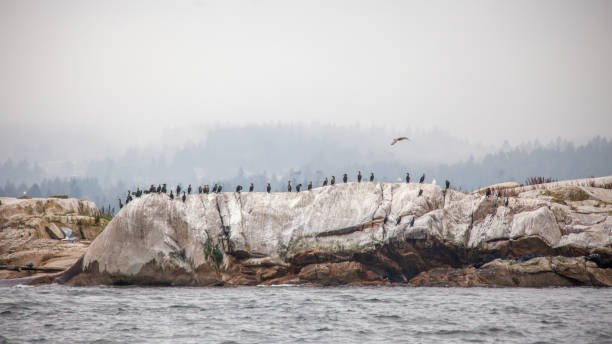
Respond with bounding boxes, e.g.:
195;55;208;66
390;137;410;145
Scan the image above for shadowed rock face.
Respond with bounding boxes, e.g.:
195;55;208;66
63;176;612;287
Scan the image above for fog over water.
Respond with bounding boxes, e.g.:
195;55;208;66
1;1;611;207
1;0;612;161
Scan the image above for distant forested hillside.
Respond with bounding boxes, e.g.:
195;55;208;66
1;126;610;213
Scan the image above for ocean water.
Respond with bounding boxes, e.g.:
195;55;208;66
1;285;611;344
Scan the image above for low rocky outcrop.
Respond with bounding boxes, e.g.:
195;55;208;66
0;197;108;280
58;176;612;287
409;256;612;287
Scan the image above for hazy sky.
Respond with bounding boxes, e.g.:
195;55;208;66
1;0;611;160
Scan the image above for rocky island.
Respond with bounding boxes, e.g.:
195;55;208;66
0;196;107;284
2;177;611;287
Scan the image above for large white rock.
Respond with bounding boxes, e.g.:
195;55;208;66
79;176;612;281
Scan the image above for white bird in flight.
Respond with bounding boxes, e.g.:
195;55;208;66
390;137;410;145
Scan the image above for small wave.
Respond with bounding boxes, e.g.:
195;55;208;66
375;314;401;319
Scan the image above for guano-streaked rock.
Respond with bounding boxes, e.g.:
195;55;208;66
62;176;612;287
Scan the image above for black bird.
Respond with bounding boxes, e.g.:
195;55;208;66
198;186;202;194
266;183;271;193
170;190;174;200
308;181;312;190
504;198;509;207
445;180;450;189
418;189;423;197
485;188;491;197
357;171;362;183
410;217;415;227
217;185;223;193
118;199;123;209
296;184;302;192
396;216;401;225
331;176;336;185
497;190;502;198
419;174;425;183
236;185;242;193
343;173;348;183
157;185;161;193
212;184;218;193
406;173;410;183
188;184;192;194
323;177;328;186
249;183;254;192
287;181;292;193
370;172;374;182
162;184;167;193
182;191;186;202
204;185;209;194
176;185;181;195
390;136;410;145
150;184;156;193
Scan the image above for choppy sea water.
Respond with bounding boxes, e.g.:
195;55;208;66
1;285;611;344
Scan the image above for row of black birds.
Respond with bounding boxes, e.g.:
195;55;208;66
117;171;454;210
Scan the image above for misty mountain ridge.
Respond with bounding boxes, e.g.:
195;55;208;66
0;124;610;212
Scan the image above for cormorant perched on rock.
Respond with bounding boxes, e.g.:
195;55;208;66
249;183;254;192
217;185;223;193
419;174;425;183
370;172;374;182
418;189;423;197
155;185;160;193
323;177;328;186
182;191;186;202
203;185;209;194
162;184;167;193
396;216;401;225
287;181;292;192
485;188;491;197
118;199;123;209
308;181;312;190
504;198;509;207
188;184;192;194
176;185;181;195
236;185;242;193
170;190;174;200
296;184;302;192
343;173;348;183
410;217;415;227
497;190;502;198
212;184;218;193
266;183;271;193
150;184;156;193
406;173;410;183
445;180;450;189
198;186;202;194
331;176;336;185
357;171;362;183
